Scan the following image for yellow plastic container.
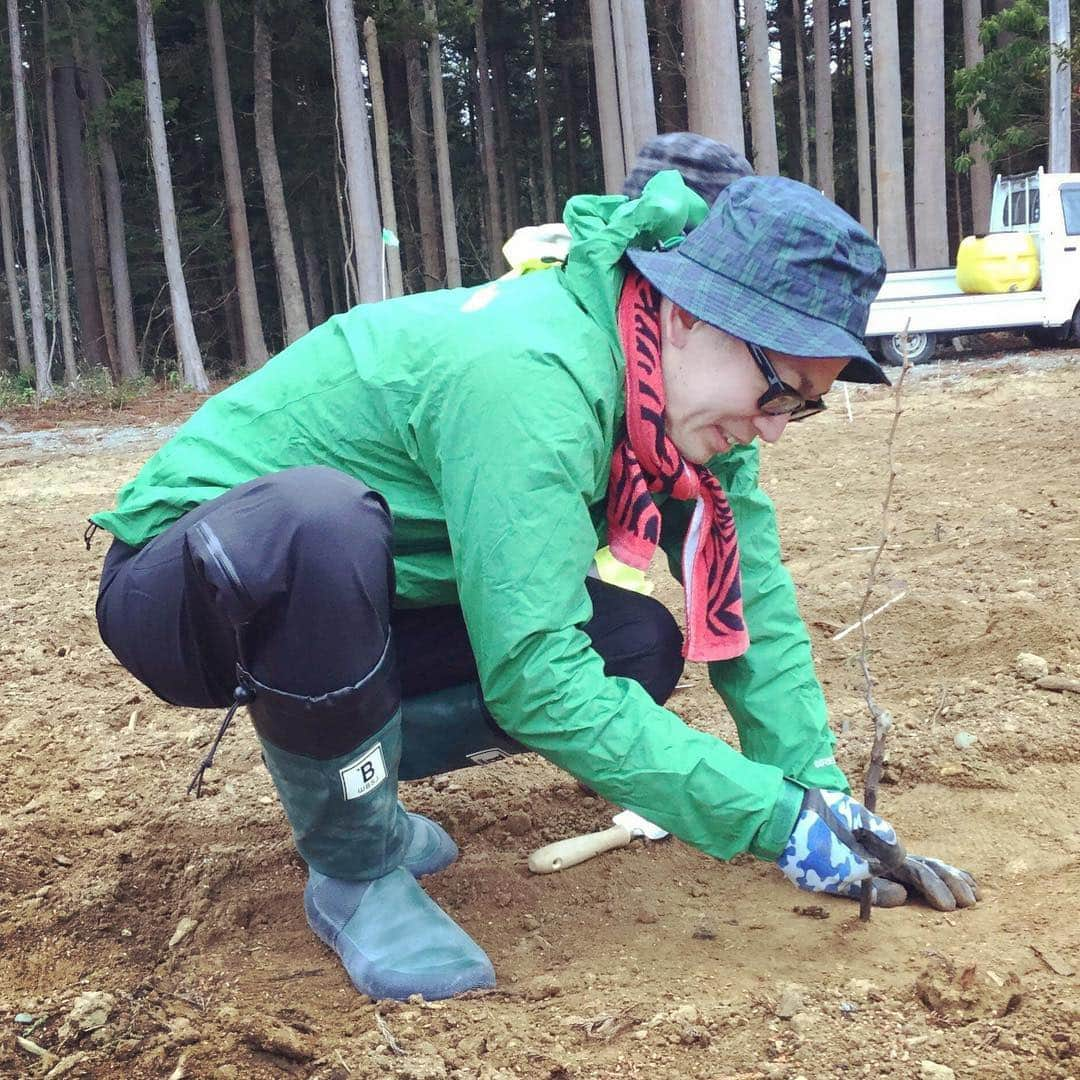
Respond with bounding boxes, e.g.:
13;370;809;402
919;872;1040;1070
955;232;1040;294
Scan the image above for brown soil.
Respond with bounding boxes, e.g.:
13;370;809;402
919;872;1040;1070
0;383;225;432
1;356;1078;1079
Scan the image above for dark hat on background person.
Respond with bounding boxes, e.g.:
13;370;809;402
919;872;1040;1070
622;132;754;206
625;175;889;385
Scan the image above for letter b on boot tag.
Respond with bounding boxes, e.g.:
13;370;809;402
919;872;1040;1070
339;744;388;800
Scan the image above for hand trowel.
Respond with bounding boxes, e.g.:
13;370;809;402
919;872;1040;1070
527;809;669;874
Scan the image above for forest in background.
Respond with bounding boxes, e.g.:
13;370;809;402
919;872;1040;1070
0;0;1078;400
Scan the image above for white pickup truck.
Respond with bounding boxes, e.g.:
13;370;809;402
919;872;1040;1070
866;169;1080;365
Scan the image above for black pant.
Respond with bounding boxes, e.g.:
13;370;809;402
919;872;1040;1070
96;466;684;753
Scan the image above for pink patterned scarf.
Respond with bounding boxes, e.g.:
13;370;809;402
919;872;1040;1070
606;271;750;662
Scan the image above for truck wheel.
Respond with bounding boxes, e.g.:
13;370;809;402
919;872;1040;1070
878;331;937;366
1025;325;1069;347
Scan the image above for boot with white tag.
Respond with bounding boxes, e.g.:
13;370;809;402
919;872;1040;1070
245;665;495;1001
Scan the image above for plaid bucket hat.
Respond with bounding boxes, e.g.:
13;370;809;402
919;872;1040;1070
622;132;753;206
626;175;889;384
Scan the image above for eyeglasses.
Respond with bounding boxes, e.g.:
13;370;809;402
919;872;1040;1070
746;341;827;422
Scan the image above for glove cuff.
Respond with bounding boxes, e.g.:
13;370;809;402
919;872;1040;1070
748;778;806;860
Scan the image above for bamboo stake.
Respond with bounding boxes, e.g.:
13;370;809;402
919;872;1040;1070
831;589;908;642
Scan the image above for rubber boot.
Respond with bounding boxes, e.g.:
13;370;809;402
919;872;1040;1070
244;668;496;1001
398;801;458;878
399;682;525;781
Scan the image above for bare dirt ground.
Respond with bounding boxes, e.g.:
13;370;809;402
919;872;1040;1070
1;345;1078;1079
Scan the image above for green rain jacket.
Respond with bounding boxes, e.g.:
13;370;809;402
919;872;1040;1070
92;173;849;862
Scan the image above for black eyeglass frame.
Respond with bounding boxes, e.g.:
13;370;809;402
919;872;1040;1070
746;340;828;422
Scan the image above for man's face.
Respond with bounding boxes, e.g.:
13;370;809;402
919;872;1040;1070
658;299;848;464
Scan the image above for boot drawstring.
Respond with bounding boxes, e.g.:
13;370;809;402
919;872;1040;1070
187;683;254;797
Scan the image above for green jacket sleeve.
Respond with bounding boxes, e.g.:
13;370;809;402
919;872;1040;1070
658;443;851;794
416;352;803;862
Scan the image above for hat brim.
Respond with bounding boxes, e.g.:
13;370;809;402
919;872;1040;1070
626;247;890;386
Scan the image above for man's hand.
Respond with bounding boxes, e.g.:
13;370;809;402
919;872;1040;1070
776;789;980;911
883;855;981;910
776;789;906;902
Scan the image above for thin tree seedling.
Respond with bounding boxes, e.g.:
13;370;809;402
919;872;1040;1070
853;332;913;921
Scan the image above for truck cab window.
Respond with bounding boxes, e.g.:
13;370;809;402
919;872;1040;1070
1061;186;1080;235
1008;188;1040;226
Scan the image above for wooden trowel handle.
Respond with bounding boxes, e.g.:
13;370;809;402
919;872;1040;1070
527;825;633;874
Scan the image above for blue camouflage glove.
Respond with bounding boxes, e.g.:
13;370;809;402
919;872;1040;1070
777;790;981;911
777;789;907;906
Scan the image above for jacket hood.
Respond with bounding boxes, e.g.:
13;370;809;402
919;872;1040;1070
560;171;708;356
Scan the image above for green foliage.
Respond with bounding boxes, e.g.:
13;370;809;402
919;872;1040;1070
103;374;154;411
66;367;117;399
2;0;612;379
0;366;151;412
62;370;155;410
955;0;1080;171
85;79;146;141
0;371;36;407
954;0;1047;166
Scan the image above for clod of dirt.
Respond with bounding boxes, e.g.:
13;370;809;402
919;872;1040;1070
789;1012;814;1037
166;1016;201;1047
58;990;114;1039
845;978;884;1003
15;1035;56;1070
793;904;830;919
1015;652;1050;681
236;1017;313;1062
525;974;562;1001
1034;674;1080;694
44;1050;91;1077
915;959;1022;1021
453;1033;486;1056
390;1047;448;1080
678;1024;711;1046
457;805;496;834
565;1011;638;1041
168;916;198;949
635;908;659;924
504;812;532;836
919;1062;956;1080
775;984;805;1019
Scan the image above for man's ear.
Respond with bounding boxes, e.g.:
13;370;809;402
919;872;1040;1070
660;298;696;348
